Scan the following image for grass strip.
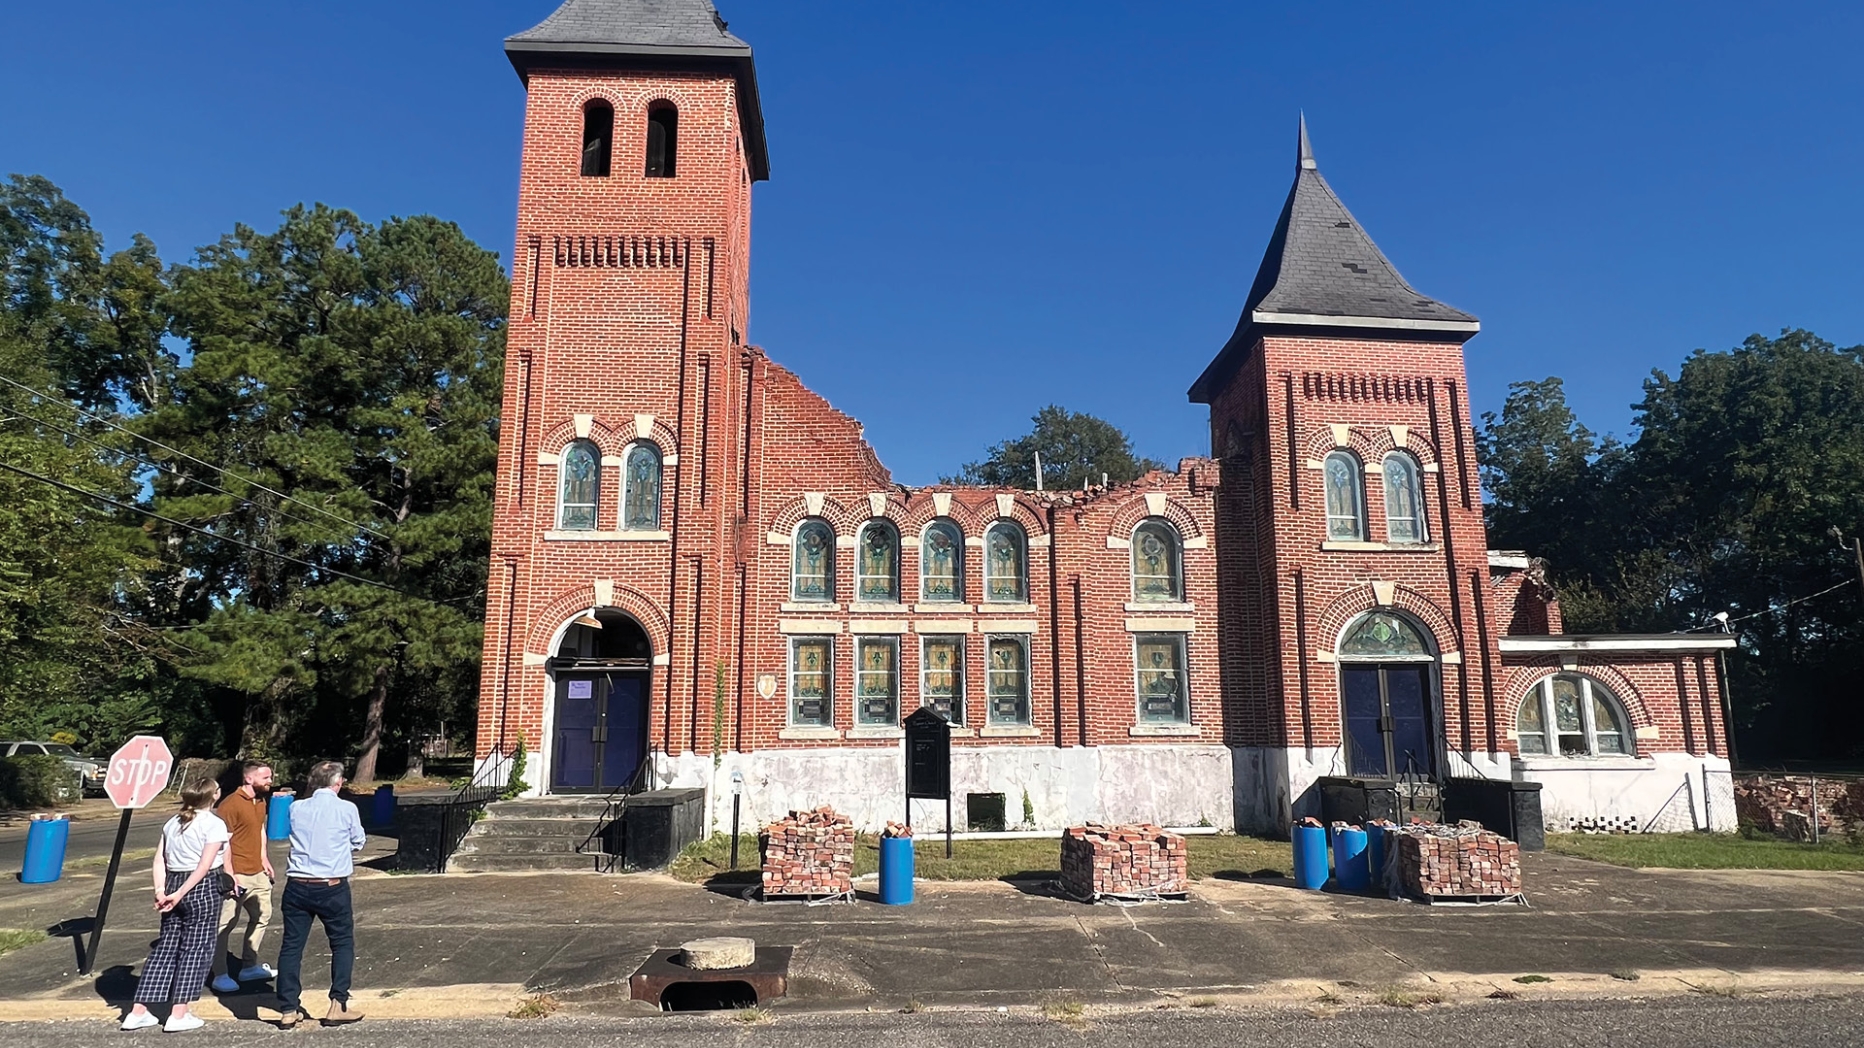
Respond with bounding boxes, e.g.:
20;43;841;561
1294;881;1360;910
1545;831;1864;870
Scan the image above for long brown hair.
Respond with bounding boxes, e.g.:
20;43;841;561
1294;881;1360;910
176;778;219;827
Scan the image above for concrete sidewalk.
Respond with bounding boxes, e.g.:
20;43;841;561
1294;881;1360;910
3;848;1863;1019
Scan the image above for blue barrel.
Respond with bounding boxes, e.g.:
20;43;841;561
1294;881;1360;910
20;815;71;884
1365;826;1388;893
266;791;295;841
372;784;396;827
1333;827;1370;892
877;836;914;905
1291;824;1328;890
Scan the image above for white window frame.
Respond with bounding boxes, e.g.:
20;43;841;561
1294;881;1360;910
790;518;836;603
557;440;601;530
985;634;1031;726
787;635;835;728
920;634;966;724
1381;451;1428;544
983;521;1028;604
854;636;900;726
1130;518;1184;603
1516;674;1633;757
919;519;965;603
1323;450;1365;541
1133;633;1191;725
855;519;900;604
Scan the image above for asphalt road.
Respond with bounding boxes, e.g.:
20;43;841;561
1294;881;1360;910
0;810;166;874
0;995;1855;1048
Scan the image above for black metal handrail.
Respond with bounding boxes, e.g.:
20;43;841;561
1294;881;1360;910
428;753;507;873
574;746;658;871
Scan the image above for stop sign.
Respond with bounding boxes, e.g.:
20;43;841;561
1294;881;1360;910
104;735;174;809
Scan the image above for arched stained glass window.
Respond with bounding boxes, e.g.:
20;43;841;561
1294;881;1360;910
984;522;1027;603
1338;612;1431;660
792;519;835;602
857;520;900;603
1131;519;1183;602
1324;451;1365;541
1383;452;1427;544
622;443;661;530
558;441;599;530
920;520;963;603
1517;674;1633;757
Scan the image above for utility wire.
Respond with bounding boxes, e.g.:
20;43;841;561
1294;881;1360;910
4;400;363;542
0;457;446;603
1685;577;1855;632
0;372;392;541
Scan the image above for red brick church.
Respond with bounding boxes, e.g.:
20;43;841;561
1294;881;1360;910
476;0;1737;836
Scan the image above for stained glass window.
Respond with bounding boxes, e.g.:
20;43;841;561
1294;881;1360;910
856;521;899;603
986;636;1030;726
622;443;661;530
1134;634;1189;724
984;523;1026;603
1131;519;1182;602
1382;452;1427;544
1515;674;1634;758
1338;612;1431;659
789;636;833;727
792;519;835;602
856;637;899;726
920;520;963;603
1324;451;1365;541
922;636;965;724
558;441;599;530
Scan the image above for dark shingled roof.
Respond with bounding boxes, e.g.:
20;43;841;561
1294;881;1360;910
506;0;769;180
1188;118;1476;403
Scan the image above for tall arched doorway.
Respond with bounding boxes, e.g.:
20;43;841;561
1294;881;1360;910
1337;611;1438;780
548;610;651;793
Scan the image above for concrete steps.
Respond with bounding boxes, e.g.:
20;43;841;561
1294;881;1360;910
447;797;620;874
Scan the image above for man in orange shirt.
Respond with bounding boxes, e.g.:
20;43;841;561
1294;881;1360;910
209;761;276;994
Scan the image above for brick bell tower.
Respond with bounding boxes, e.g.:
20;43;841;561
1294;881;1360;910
477;0;768;794
1191;119;1502;830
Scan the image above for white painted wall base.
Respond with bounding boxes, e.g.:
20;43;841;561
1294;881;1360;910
1515;752;1734;833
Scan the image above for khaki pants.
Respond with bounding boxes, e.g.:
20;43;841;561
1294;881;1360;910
212;872;274;976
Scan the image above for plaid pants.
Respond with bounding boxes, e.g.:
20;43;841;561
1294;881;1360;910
134;870;222;1005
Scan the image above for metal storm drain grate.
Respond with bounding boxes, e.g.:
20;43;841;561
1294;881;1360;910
629;945;792;1011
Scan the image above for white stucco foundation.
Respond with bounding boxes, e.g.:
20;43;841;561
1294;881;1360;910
650;744;1236;834
1229;745;1345;833
1516;752;1735;833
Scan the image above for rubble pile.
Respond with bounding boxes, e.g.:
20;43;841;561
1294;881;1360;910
759;807;855;897
1735;775;1862;840
1387;821;1521;898
1060;823;1188;898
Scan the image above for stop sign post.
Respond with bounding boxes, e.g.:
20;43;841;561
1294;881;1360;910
81;736;175;976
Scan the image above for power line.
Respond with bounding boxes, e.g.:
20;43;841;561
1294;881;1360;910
4;400;363;542
1686;577;1855;632
0;457;447;604
0;372;392;541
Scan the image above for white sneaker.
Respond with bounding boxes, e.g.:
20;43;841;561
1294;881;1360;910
236;963;276;981
120;1011;159;1031
210;974;240;994
163;1013;204;1033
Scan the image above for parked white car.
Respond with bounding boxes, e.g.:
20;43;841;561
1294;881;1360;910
1;741;106;795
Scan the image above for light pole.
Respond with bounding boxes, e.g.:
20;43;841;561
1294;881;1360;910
729;769;744;870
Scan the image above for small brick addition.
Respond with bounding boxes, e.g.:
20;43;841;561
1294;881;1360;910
759;807;855;897
1387;822;1521;898
1060;823;1189;898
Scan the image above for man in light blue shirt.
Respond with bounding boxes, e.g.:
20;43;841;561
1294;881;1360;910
274;761;366;1028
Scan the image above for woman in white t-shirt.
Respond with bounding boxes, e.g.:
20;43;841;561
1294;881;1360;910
120;778;231;1033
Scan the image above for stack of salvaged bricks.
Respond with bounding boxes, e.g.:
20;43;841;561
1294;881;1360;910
1387;821;1521;898
1734;775;1862;839
759;807;855;897
1060;823;1188;898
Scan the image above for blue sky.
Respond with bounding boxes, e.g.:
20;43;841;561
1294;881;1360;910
4;1;1861;485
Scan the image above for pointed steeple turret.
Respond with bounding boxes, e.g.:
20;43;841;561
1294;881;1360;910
1189;118;1476;402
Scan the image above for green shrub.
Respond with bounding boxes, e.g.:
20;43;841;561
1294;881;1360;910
500;733;528;801
0;755;81;809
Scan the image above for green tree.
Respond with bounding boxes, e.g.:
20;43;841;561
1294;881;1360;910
947;405;1164;489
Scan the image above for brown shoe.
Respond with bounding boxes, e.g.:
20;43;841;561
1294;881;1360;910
322;1000;364;1026
276;1008;310;1029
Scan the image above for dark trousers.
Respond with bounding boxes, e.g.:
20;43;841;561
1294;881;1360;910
275;879;354;1011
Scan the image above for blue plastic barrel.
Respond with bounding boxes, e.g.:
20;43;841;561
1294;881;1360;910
877;836;914;905
1291;824;1328;890
1365;826;1388;893
372;784;395;827
1333;827;1370;892
20;815;71;884
266;791;294;841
